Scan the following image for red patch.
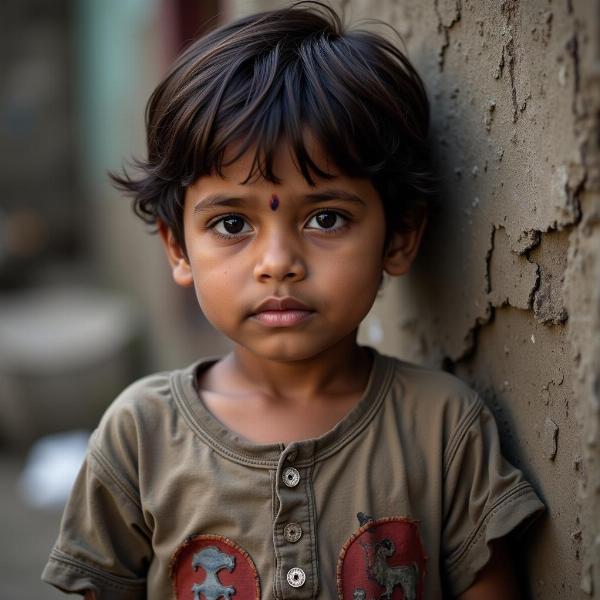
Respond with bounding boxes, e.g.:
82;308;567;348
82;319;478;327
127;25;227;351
170;534;260;600
337;517;427;600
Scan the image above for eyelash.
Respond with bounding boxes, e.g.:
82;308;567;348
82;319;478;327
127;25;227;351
206;210;351;240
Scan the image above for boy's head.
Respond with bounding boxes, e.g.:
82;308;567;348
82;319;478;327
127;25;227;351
113;1;435;254
113;2;436;361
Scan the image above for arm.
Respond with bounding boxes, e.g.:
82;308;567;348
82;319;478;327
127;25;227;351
456;539;520;600
84;593;96;600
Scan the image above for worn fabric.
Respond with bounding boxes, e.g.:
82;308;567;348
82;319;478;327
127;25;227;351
42;348;544;599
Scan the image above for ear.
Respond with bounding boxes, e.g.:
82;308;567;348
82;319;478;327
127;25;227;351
382;215;427;277
158;221;194;287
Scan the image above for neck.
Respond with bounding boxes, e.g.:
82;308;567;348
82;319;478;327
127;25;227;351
224;334;372;403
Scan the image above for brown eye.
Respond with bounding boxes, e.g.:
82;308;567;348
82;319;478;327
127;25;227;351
222;216;245;233
306;210;347;231
212;215;252;237
316;212;337;228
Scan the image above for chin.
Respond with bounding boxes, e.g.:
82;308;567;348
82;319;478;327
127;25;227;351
241;330;358;363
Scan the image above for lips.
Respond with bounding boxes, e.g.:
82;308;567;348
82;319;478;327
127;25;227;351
252;296;312;313
250;297;315;327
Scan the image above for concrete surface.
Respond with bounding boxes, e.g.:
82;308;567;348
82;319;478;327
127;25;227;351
353;0;600;597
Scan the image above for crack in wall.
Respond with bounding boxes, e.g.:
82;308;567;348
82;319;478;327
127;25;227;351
449;222;575;367
500;0;519;122
433;0;461;70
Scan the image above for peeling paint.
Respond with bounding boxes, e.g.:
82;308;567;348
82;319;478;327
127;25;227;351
544;418;559;460
551;163;585;230
484;99;496;132
488;227;539;310
500;1;519;122
530;230;570;324
433;0;461;69
347;0;599;594
513;229;541;255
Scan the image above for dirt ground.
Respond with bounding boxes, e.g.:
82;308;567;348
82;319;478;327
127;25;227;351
0;453;66;599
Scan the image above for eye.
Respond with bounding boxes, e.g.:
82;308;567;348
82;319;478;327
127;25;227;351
305;210;348;232
210;215;252;237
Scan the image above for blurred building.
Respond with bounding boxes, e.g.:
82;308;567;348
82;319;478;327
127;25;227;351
0;0;230;451
0;2;227;596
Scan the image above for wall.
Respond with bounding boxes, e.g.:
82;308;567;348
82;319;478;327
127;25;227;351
353;0;599;597
227;0;600;596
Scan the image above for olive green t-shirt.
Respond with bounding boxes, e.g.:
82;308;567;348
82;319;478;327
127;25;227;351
42;349;543;599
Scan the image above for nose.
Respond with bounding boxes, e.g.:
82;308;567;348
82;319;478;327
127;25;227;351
253;230;307;283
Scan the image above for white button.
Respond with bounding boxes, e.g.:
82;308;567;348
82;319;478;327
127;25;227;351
287;567;306;588
283;522;302;543
283;467;300;487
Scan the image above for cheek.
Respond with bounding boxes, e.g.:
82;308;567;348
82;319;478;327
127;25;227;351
187;259;237;318
316;242;384;308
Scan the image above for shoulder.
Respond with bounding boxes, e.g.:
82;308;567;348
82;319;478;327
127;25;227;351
377;352;484;445
93;368;179;441
382;353;481;412
87;361;203;482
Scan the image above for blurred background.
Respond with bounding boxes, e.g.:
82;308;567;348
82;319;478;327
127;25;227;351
2;0;599;597
0;0;236;596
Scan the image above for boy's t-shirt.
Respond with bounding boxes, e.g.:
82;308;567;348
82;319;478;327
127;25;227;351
42;348;544;599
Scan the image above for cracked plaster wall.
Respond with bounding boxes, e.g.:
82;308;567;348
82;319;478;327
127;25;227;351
226;0;600;596
352;0;599;597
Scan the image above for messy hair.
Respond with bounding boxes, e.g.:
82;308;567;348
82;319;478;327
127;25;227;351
112;1;436;250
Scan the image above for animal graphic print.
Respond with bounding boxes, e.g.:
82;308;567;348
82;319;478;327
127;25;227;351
337;514;427;600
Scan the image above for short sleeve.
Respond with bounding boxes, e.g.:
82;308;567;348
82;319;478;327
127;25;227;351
41;430;151;599
441;396;545;596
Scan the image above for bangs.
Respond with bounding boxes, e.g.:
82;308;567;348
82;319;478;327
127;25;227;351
150;11;429;189
113;2;435;247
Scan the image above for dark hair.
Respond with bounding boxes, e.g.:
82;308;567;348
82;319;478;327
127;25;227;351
112;1;436;251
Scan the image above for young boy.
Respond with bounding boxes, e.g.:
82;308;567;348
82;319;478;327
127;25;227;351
42;3;544;599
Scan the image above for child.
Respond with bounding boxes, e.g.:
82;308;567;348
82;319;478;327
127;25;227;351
42;3;544;599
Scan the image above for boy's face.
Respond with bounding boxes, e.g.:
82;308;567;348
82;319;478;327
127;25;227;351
160;139;423;362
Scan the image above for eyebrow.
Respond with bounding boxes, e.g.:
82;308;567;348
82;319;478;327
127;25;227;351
193;188;366;213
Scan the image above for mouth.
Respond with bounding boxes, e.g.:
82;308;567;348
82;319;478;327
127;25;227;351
250;297;315;328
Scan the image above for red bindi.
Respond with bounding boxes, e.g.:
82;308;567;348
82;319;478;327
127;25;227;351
270;194;280;211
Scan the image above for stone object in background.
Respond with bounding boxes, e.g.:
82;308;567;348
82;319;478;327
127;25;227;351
0;285;142;449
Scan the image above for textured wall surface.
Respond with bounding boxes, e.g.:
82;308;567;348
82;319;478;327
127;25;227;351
231;0;600;595
353;0;600;596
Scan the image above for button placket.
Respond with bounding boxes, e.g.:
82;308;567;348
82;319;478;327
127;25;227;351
273;446;318;598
